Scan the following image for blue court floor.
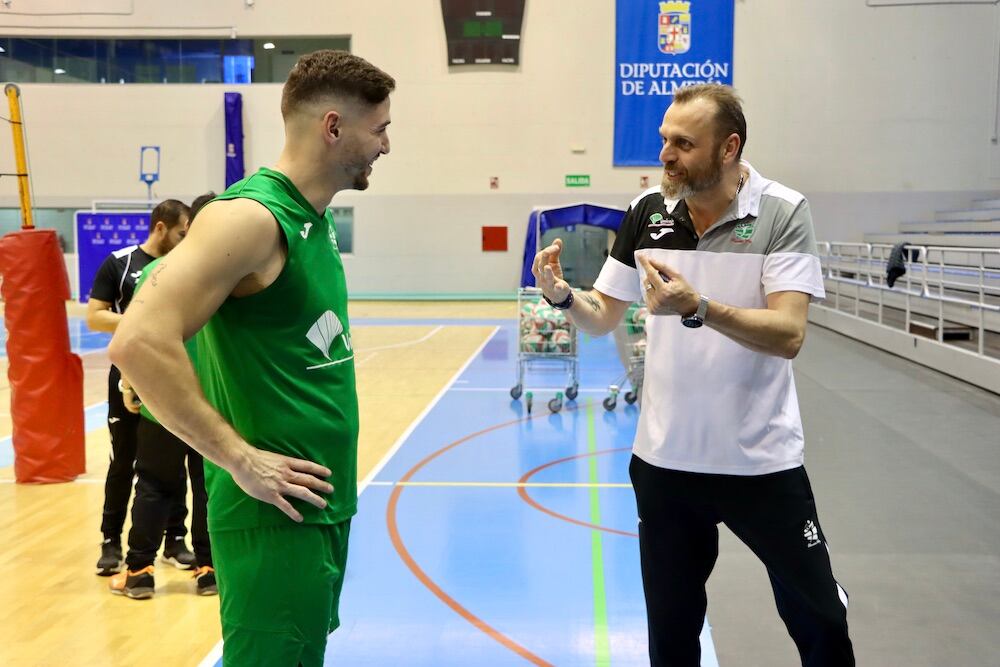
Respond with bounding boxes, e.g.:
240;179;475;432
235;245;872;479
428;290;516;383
5;313;720;665
310;324;717;666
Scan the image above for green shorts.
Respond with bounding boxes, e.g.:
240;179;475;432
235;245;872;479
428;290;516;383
212;520;351;667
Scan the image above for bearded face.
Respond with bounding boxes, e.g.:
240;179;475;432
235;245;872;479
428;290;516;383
660;137;724;201
336;99;391;192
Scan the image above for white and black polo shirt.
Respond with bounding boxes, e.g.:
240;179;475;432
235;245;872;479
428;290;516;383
593;162;825;476
90;244;156;313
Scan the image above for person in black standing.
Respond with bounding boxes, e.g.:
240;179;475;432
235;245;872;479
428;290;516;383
111;192;218;599
87;199;195;576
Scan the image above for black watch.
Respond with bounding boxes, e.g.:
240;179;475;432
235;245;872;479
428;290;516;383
681;295;710;328
543;291;574;310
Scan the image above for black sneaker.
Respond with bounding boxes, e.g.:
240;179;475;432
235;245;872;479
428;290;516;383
161;536;196;570
96;538;123;576
109;565;155;599
194;566;218;596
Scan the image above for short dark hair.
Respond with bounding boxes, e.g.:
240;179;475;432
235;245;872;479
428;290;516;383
189;192;216;225
281;50;395;119
673;84;747;159
150;199;190;230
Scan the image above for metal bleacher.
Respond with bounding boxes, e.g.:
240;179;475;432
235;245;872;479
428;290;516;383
810;196;1000;394
862;197;1000;249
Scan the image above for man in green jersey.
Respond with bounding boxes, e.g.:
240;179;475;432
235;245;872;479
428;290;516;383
111;51;394;665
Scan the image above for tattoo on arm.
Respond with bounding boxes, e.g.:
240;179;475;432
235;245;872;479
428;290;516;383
580;292;602;313
150;262;166;287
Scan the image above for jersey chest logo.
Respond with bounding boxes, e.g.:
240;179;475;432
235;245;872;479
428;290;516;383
305;310;354;370
647;212;675;240
300;222;313;239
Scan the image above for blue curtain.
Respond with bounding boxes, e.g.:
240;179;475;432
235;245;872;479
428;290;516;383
224;92;245;188
520;204;625;287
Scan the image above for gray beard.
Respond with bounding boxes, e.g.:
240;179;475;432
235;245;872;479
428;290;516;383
660;163;723;201
661;181;695;201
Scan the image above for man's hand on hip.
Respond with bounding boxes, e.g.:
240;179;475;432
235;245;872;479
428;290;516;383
230;447;334;523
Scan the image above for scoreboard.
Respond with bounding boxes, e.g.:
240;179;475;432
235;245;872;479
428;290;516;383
441;0;525;66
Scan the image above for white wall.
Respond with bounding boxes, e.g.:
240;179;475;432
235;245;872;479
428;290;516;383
1;0;998;295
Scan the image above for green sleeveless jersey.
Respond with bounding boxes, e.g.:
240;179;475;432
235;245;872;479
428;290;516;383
198;167;358;531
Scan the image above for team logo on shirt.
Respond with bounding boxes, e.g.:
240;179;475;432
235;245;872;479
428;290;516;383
300;222;313;239
306;310;354;370
803;519;821;548
732;220;755;244
658;1;692;55
648;212;675;240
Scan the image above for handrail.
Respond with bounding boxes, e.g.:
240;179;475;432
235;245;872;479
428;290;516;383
816;241;1000;355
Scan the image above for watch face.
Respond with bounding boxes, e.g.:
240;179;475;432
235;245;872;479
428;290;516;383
681;316;703;329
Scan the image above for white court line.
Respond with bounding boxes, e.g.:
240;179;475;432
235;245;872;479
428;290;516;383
354;325;444;369
451;386;609;394
359;325;444;353
198;325;498;667
196;643;223;667
367;481;633;489
359;326;498;491
0;476;641;489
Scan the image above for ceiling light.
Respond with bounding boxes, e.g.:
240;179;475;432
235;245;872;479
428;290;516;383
54;68;66;74
263;42;275;50
0;47;6;54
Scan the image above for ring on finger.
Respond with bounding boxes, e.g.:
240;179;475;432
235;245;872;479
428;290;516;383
645;282;654;291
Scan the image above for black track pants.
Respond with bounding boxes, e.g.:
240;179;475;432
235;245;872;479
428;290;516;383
126;417;211;570
101;365;188;540
629;455;855;667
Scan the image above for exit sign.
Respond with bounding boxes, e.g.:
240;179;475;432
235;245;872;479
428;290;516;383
565;174;591;187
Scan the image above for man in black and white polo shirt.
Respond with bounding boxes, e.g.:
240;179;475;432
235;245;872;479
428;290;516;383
532;84;854;666
87;199;194;576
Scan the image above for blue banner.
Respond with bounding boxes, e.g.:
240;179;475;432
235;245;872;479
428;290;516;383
75;211;149;303
224;92;245;188
614;1;734;166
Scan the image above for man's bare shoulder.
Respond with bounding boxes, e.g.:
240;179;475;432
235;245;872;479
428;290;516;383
187;197;284;261
197;197;276;231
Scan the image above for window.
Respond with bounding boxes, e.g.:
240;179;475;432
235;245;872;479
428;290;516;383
0;208;76;252
0;36;350;84
330;206;353;255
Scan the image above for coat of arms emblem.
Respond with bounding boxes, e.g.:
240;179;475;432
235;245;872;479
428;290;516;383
732;220;756;243
659;1;692;55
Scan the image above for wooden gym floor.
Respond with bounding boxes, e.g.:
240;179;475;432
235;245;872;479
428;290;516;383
0;301;512;666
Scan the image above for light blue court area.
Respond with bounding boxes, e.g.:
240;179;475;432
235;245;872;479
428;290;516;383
0;316;112;357
67;317;113;353
316;325;719;666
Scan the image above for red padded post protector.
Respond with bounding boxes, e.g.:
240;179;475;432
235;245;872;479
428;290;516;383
0;230;84;483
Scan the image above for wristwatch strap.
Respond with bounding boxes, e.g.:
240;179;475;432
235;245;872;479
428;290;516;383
695;294;709;320
543;291;575;310
681;294;710;328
